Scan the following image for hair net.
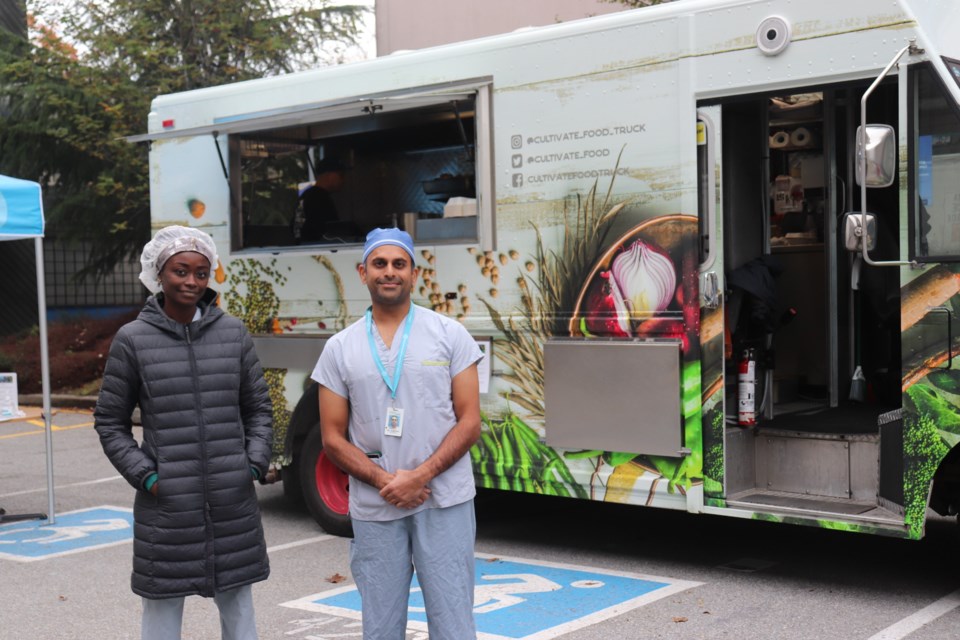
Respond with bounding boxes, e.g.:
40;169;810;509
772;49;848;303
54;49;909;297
362;227;415;265
139;225;219;294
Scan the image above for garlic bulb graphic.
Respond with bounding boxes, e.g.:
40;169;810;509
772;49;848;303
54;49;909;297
610;239;676;317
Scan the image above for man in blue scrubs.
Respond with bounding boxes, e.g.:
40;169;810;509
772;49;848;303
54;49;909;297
312;228;483;640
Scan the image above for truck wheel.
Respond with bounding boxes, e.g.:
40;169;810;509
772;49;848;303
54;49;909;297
299;426;353;537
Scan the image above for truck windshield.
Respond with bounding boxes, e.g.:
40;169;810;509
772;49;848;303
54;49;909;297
913;63;960;260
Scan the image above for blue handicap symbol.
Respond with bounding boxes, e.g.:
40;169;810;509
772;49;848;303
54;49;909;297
0;506;133;561
299;554;687;639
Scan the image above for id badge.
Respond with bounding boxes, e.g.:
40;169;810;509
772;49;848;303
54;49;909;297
384;407;404;437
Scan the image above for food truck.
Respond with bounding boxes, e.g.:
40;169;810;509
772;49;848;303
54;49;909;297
133;0;960;539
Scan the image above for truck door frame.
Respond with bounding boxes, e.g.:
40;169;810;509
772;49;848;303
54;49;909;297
696;105;726;507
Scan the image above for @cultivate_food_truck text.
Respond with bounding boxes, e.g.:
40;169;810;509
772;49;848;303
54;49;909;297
131;0;960;541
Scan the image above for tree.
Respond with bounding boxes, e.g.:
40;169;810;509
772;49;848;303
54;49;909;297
0;0;367;277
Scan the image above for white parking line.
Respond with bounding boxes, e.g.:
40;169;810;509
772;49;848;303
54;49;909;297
0;475;123;499
267;535;336;554
866;588;960;640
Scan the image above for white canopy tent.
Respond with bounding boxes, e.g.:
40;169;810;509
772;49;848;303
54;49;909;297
0;174;55;525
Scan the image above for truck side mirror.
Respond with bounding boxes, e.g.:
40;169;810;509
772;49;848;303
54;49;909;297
856;124;896;188
842;211;877;252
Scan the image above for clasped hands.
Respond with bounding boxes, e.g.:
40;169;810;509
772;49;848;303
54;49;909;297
379;468;431;510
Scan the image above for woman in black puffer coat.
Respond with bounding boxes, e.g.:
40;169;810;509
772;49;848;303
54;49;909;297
95;226;272;640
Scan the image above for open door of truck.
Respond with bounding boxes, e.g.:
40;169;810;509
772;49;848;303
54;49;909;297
699;73;909;533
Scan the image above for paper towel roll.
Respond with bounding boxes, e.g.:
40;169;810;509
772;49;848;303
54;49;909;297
770;130;790;148
790;127;812;148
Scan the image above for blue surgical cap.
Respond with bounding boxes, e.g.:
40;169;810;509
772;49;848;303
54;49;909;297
362;228;415;265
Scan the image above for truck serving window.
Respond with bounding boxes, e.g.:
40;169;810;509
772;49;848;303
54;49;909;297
230;86;491;251
911;63;960;261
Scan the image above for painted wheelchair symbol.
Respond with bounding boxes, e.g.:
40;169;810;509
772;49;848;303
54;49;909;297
408;573;606;614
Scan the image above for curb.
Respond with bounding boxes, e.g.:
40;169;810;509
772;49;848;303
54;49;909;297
18;394;141;424
19;394;98;410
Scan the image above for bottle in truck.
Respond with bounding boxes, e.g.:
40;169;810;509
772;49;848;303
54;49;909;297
131;0;960;541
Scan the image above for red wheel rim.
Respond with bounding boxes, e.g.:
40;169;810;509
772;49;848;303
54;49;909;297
315;450;349;515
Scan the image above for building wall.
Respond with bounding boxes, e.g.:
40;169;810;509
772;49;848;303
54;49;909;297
375;0;627;55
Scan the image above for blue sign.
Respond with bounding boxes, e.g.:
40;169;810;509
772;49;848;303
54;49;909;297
281;553;701;639
0;506;133;562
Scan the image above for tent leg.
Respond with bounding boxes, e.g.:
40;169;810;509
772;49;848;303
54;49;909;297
34;237;55;525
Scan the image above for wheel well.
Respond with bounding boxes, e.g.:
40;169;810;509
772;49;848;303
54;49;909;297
929;444;960;516
283;382;320;464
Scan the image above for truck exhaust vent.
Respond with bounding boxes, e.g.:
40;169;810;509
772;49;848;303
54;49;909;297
756;16;791;56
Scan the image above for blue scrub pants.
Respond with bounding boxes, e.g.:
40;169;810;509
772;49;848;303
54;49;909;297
350;500;477;640
141;584;257;640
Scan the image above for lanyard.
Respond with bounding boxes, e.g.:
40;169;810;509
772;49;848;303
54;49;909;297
365;305;415;400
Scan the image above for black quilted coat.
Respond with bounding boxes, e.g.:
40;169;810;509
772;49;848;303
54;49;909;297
94;290;272;599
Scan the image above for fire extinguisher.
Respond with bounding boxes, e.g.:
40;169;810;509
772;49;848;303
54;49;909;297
738;348;757;427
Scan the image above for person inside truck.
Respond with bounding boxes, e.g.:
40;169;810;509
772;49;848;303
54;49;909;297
296;157;348;242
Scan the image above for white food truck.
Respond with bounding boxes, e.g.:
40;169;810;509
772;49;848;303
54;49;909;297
133;0;960;540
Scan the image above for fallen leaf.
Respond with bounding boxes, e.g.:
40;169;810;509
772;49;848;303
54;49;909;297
326;573;346;584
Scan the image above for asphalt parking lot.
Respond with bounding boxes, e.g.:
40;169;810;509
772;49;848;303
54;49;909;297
2;407;702;640
0;406;362;639
3;406;960;640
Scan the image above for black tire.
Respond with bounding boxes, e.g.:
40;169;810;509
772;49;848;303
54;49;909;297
299;425;354;537
281;457;304;505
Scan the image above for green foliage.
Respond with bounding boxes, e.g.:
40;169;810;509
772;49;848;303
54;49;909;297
0;309;139;394
906;383;960;434
926;370;960;395
0;25;148;277
0;1;366;278
703;403;724;496
903;388;951;539
904;410;949;468
35;0;367;93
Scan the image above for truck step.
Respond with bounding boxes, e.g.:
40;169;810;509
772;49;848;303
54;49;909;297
727;489;903;525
